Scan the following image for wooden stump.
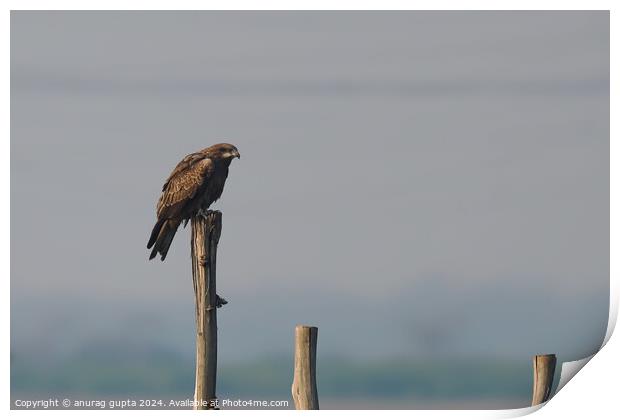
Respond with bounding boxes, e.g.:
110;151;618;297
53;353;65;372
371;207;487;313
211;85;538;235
292;325;319;410
191;211;222;410
531;354;557;406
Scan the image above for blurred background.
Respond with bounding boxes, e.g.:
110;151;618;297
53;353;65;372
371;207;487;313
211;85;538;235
11;11;609;409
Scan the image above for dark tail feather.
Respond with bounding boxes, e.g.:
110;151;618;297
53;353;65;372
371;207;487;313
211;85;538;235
147;219;165;249
148;219;181;261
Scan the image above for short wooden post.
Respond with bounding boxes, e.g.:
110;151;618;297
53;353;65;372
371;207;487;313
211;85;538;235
531;354;557;406
191;211;222;410
292;325;319;410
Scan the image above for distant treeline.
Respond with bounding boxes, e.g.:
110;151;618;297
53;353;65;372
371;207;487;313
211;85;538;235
11;348;539;408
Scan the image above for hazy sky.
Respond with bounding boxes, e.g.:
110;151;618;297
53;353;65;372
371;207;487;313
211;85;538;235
11;12;609;366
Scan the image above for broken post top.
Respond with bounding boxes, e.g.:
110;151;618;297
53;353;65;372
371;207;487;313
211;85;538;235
296;325;318;331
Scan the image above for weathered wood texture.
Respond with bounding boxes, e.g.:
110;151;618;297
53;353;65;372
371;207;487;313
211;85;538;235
531;354;557;406
191;211;222;410
292;325;319;410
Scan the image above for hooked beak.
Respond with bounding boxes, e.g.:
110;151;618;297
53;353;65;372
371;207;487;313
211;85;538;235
233;150;241;159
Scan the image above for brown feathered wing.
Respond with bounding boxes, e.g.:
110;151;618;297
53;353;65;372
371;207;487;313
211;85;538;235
147;152;214;260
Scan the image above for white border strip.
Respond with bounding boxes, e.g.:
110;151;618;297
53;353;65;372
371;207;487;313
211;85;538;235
4;2;616;419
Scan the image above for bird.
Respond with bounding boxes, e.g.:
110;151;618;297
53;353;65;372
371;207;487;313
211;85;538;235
147;143;240;261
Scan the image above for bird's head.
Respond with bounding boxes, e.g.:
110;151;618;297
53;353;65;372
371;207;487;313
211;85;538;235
207;143;241;162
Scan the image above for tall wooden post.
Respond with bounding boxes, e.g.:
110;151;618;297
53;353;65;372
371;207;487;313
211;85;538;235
292;325;319;410
531;354;557;406
191;211;222;410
